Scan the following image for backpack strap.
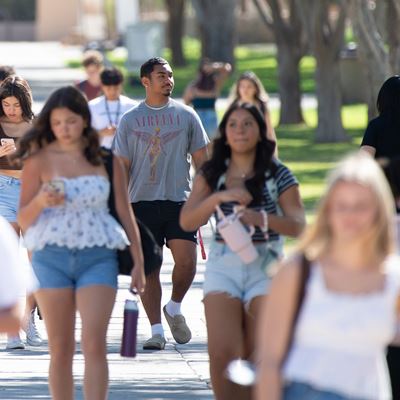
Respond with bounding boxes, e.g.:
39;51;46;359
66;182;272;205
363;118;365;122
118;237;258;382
282;254;311;367
101;148;118;221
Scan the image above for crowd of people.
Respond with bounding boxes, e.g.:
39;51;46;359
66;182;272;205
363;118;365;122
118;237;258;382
2;49;400;400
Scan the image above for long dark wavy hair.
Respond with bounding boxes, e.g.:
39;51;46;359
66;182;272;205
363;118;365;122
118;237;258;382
201;102;276;204
13;86;102;165
0;75;34;121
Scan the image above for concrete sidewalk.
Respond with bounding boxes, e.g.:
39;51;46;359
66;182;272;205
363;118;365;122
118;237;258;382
0;224;215;400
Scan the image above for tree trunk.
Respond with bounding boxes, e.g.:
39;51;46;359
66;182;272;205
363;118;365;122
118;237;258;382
351;0;391;120
387;0;400;73
192;0;238;64
165;0;186;66
253;0;306;124
315;57;347;142
303;0;348;142
277;42;304;124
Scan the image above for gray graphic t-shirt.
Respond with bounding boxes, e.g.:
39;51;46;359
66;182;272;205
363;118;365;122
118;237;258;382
112;99;209;202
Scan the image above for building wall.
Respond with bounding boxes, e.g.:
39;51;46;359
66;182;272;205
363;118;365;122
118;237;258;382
0;21;35;41
35;0;80;41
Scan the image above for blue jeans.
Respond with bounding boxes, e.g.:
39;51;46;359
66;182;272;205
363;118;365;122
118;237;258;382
203;241;277;305
0;174;20;222
32;245;118;290
283;382;367;400
195;108;218;139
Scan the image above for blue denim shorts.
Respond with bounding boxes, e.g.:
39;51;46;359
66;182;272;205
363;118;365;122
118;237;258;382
31;245;118;290
283;381;365;400
195;108;218;139
203;241;277;305
0;175;20;222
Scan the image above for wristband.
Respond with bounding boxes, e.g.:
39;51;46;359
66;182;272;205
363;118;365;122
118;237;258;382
260;210;268;238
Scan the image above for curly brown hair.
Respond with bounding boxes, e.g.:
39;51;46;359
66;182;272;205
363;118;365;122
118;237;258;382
13;85;102;166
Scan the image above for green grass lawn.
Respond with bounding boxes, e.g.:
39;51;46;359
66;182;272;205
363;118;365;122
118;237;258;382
273;104;367;214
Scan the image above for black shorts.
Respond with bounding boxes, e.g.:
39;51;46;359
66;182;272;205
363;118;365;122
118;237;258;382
132;200;197;248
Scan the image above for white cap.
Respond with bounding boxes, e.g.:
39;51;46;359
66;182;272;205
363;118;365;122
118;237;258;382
124;299;138;310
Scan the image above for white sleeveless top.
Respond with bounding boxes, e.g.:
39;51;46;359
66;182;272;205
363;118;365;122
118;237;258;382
283;257;400;400
24;175;129;251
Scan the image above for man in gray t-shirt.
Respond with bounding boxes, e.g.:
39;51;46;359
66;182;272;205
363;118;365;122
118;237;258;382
113;57;209;350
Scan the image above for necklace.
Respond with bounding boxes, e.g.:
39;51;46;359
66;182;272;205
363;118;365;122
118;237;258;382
229;163;253;179
105;98;121;127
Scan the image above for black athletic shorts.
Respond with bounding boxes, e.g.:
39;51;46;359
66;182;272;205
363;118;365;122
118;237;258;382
132;200;197;248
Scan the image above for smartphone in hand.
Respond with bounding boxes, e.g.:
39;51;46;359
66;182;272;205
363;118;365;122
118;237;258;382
46;179;65;195
1;138;15;146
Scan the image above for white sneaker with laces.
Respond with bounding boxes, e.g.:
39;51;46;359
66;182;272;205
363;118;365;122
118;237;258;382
25;310;43;346
6;335;25;350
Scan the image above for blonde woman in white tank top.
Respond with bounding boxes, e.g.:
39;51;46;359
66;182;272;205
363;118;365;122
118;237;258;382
256;153;400;400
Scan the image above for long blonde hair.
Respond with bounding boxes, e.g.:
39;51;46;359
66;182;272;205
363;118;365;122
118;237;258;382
296;152;396;261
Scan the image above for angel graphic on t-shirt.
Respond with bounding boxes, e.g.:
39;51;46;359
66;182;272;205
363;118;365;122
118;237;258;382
132;127;183;182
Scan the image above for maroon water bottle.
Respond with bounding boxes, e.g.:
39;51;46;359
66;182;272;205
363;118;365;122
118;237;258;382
120;299;139;357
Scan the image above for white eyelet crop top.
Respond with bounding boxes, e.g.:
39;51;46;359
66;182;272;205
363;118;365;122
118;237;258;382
24;175;129;251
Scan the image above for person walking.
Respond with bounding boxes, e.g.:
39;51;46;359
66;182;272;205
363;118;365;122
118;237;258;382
183;58;231;140
380;155;400;400
112;57;209;350
360;75;400;400
180;102;305;400
75;50;104;101
89;66;136;149
0;75;42;350
256;152;400;400
361;75;400;158
14;85;145;400
229;71;277;156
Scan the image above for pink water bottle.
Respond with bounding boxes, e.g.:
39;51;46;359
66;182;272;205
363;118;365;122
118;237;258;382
120;299;139;357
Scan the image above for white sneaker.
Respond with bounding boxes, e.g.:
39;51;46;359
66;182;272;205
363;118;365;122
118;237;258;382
25;310;43;346
6;335;25;350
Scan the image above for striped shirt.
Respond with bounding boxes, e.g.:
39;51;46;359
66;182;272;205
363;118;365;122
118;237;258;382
214;160;298;243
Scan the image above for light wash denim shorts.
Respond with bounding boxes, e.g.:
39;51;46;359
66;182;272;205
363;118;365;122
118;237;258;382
196;108;218;139
283;381;366;400
203;241;277;305
0;175;20;222
32;245;118;290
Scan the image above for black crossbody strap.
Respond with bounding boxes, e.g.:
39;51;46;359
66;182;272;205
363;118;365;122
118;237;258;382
102;149;119;222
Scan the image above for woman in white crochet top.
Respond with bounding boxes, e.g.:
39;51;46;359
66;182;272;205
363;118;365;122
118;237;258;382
13;86;145;400
256;152;400;400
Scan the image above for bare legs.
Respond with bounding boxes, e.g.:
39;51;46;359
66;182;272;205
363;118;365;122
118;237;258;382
204;293;265;400
35;289;75;400
141;239;197;325
35;286;116;400
77;286;116;400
